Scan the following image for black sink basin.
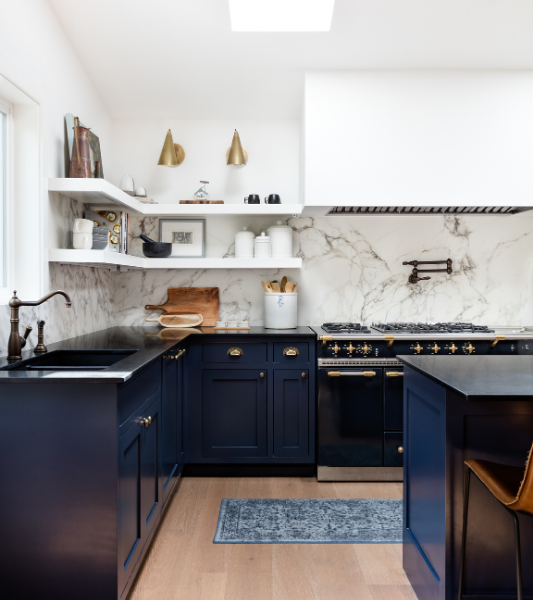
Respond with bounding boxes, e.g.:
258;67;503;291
5;349;138;371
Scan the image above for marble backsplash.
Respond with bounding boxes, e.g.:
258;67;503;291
1;212;531;358
115;214;533;327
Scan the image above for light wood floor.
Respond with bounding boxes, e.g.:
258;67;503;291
129;477;414;600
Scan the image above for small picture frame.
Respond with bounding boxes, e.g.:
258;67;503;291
159;218;206;258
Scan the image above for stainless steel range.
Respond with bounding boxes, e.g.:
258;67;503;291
311;322;533;482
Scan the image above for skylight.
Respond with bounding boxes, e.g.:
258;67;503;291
229;0;335;32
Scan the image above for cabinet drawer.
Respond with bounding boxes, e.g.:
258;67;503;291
384;432;404;467
118;361;161;427
273;342;309;364
202;342;267;363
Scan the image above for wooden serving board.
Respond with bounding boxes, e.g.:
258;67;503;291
179;200;224;204
145;287;219;326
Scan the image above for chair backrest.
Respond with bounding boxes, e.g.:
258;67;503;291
514;442;533;515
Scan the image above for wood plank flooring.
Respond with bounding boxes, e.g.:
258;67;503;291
129;477;414;600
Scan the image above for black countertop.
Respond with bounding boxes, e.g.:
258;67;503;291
399;355;533;400
0;326;314;383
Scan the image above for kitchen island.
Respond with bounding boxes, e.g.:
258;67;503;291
399;355;533;600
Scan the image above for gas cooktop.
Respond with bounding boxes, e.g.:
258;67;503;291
371;322;495;335
321;323;373;334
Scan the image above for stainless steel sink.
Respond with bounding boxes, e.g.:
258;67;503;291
4;349;138;371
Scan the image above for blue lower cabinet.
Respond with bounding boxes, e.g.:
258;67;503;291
202;369;268;458
273;369;309;458
383;431;403;466
118;391;162;597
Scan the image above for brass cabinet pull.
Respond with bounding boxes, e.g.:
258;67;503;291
327;371;376;377
386;371;404;378
301;372;306;378
227;347;243;357
283;347;300;357
175;349;186;359
140;416;152;428
260;372;265;378
397;446;404;454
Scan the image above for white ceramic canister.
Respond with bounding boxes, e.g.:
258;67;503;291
73;232;93;249
235;227;255;258
264;292;297;329
73;218;94;234
266;221;293;258
254;232;271;258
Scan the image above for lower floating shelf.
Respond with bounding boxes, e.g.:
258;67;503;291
49;249;302;270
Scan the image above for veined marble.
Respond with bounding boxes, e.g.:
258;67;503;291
115;214;533;327
2;213;531;359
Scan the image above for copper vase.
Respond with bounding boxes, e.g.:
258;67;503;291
69;117;92;178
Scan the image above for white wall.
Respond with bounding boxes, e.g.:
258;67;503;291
304;71;533;207
0;0;115;356
111;118;299;205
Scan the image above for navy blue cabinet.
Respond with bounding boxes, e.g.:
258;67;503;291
118;391;162;593
273;369;309;458
185;334;316;464
202;369;267;458
161;348;185;507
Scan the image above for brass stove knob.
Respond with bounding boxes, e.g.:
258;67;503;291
448;343;458;354
431;343;441;354
347;343;355;354
332;343;341;354
361;343;371;355
413;343;423;354
464;343;475;355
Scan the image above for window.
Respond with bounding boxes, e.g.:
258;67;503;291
0;95;12;298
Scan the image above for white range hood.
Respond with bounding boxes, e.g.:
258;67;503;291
301;72;533;216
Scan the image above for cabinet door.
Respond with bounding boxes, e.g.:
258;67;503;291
118;393;162;595
161;354;178;506
273;370;309;458
384;369;404;430
140;395;162;539
202;370;267;458
118;416;144;593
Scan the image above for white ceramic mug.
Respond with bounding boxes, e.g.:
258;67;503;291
73;218;94;234
73;232;93;249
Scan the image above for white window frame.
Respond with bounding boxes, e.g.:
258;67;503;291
0;95;14;304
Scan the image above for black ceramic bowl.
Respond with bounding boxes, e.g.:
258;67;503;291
142;242;172;258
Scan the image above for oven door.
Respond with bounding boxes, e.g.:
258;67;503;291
318;367;383;467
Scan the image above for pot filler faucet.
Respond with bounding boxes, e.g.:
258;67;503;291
7;290;72;360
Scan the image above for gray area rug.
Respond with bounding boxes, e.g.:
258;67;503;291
213;498;402;544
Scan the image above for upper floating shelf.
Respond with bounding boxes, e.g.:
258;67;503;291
48;178;303;217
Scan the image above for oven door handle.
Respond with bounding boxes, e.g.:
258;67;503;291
385;371;404;378
327;370;376;378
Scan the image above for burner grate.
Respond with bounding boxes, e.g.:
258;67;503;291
321;323;372;334
371;322;495;334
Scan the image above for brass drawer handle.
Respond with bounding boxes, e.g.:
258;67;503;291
141;416;152;428
283;347;299;357
386;371;404;378
228;347;243;357
174;349;186;359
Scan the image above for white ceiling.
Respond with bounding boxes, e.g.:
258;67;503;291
49;0;533;119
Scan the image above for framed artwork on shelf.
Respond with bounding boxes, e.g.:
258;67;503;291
159;218;206;258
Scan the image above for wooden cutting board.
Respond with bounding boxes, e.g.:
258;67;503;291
145;287;219;326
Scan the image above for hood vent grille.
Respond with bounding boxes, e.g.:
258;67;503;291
328;206;531;216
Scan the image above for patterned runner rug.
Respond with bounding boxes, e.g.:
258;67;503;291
213;498;402;544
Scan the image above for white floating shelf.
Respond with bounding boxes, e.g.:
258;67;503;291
49;178;303;217
49;249;302;271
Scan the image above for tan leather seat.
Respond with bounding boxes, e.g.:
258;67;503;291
466;447;533;514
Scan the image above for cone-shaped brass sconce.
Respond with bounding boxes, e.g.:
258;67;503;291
158;129;185;167
226;129;248;168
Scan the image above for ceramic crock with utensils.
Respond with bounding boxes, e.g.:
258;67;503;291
140;234;172;258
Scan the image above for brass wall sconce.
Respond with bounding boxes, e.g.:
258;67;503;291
226;129;248;168
158;129;185;167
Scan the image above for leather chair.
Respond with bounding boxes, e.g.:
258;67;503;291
458;443;533;600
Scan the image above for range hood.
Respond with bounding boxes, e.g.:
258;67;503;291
327;206;533;216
